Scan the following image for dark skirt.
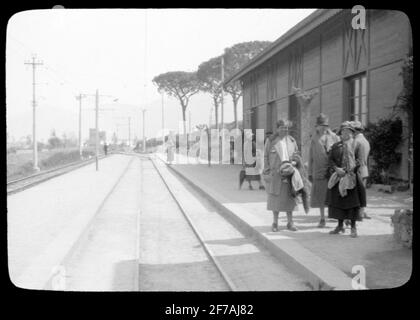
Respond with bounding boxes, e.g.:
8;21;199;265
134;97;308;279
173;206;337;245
328;206;360;221
326;175;365;221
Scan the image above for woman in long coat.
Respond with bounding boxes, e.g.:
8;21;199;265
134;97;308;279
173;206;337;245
326;122;366;238
263;119;299;232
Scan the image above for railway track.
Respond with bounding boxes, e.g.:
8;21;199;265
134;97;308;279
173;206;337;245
61;154;233;291
7;155;107;195
62;153;307;291
11;152;307;291
148;155;237;291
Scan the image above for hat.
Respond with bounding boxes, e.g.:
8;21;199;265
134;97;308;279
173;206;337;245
315;113;329;126
276;119;292;128
351;120;364;131
331;127;340;134
338;121;355;134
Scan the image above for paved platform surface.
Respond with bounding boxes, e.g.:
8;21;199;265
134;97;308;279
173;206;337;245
7;154;132;289
155;152;412;290
151;157;310;291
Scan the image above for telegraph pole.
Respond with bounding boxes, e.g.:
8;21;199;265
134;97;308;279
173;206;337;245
142;109;146;153
24;56;43;172
82;92;116;171
128;117;131;147
221;55;225;130
161;92;165;144
95;89;99;171
76;94;87;158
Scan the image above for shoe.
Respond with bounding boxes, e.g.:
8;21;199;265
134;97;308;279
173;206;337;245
271;223;278;232
259;185;265;190
287;222;298;231
363;213;372;219
249;185;253;190
318;219;326;228
329;226;345;234
350;228;358;238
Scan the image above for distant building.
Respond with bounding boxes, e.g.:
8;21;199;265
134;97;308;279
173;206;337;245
88;128;107;146
225;9;412;180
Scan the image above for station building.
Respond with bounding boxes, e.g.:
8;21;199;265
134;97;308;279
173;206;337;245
225;9;412;180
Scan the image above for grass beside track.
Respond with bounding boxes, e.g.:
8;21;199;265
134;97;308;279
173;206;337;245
7;148;99;181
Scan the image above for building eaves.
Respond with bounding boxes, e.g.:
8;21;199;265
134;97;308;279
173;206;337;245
224;9;343;86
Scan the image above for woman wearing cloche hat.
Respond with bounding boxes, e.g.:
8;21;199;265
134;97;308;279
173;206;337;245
325;121;366;237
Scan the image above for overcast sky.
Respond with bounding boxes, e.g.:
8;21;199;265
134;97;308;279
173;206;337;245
6;8;315;143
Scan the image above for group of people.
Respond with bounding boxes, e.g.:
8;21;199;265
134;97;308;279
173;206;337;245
262;113;371;238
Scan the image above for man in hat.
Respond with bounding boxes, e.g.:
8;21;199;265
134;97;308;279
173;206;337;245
308;113;340;227
263;119;300;232
351;120;371;219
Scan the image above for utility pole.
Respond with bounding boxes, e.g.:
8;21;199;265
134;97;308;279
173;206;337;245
128;117;131;147
76;94;87;159
141;109;146;153
221;55;225;130
161;92;165;144
95;89;99;171
24;55;43;172
82;92;117;171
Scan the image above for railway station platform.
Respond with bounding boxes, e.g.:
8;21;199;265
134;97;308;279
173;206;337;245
155;152;413;290
7;154;137;289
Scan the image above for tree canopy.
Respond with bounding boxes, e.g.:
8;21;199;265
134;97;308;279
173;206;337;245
223;40;272;80
152;71;201;133
153;71;200;108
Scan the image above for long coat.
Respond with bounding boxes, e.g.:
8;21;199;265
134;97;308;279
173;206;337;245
325;140;366;220
263;135;299;212
308;130;339;207
354;132;371;179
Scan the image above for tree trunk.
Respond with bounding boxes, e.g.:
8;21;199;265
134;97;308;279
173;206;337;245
213;97;219;130
181;103;187;135
233;97;238;128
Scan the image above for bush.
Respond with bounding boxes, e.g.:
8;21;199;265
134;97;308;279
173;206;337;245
391;209;412;248
40;149;95;169
7;146;17;154
365;117;403;184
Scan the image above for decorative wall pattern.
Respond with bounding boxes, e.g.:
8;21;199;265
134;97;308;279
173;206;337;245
288;45;304;92
343;15;368;74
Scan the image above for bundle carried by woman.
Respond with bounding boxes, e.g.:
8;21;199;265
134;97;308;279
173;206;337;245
278;152;311;213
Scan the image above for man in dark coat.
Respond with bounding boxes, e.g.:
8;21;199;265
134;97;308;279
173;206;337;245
308;113;340;228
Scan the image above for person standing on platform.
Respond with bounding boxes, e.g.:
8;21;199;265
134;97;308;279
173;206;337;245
326;122;365;238
103;143;108;156
263;119;300;232
351;120;371;219
166;134;175;165
308;113;340;228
